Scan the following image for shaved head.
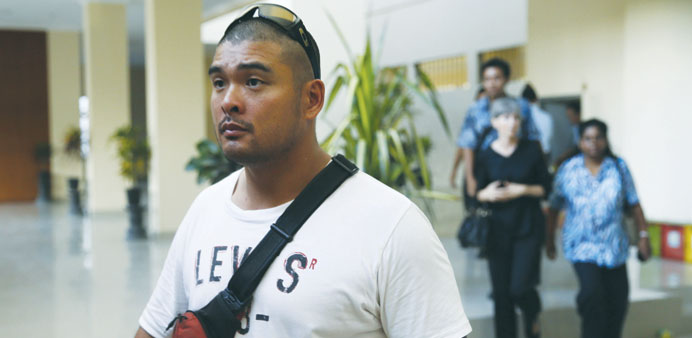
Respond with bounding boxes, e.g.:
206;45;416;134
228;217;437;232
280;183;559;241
220;19;313;87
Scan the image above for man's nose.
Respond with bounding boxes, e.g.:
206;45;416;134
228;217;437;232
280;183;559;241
221;84;242;114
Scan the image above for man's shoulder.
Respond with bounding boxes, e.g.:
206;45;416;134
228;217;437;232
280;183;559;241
323;171;418;226
337;171;411;206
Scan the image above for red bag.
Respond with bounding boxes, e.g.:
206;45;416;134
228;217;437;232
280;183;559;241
167;289;247;338
170;311;207;338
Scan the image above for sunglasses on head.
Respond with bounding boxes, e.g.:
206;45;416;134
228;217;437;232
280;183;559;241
223;3;321;79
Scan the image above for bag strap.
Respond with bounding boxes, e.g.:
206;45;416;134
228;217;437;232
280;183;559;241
226;154;358;302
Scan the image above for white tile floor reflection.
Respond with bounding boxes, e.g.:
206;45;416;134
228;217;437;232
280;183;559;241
2;202;692;338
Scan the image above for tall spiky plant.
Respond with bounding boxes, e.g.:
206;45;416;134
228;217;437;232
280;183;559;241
321;18;456;206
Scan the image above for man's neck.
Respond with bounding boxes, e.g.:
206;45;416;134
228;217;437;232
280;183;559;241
232;145;331;210
488;92;507;103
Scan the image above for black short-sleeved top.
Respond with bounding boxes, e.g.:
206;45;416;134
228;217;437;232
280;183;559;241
475;140;551;239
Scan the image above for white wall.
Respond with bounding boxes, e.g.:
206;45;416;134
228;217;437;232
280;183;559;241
370;0;527;68
621;0;692;224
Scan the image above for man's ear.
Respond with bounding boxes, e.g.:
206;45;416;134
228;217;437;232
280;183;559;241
302;79;325;120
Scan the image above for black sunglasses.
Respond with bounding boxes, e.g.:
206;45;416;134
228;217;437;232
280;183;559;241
222;4;321;79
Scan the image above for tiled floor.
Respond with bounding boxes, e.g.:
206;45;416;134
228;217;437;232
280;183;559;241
2;202;691;337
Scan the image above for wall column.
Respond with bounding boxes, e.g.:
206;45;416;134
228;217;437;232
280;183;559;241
47;31;82;201
83;2;131;212
145;0;206;234
622;0;692;223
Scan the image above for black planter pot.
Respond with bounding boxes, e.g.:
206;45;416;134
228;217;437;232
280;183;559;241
67;178;83;215
126;187;146;239
37;170;52;202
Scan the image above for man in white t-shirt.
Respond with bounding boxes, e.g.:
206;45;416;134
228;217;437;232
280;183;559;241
521;83;554;160
135;4;471;338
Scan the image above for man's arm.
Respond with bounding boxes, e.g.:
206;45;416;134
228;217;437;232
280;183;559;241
134;327;154;338
462;148;476;196
449;148;464;188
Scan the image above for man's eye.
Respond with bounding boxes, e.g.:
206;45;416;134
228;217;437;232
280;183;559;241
247;78;262;87
213;80;225;88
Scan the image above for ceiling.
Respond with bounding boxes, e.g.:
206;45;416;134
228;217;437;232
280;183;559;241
0;0;250;64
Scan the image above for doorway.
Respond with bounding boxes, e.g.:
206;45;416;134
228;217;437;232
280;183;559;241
541;96;580;166
0;31;50;202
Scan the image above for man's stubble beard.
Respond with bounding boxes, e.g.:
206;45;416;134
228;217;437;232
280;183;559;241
218;100;304;167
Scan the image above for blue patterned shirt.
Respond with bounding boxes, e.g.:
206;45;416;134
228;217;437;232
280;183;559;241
549;155;640;268
456;96;540;150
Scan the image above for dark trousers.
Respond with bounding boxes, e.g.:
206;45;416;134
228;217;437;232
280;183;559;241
572;262;629;338
487;233;542;338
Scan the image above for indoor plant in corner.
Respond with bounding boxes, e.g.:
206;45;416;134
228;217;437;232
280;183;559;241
321;25;456;215
111;125;150;239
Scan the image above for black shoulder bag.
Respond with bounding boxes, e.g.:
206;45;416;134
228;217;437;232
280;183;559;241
167;154;359;338
458;127;493;250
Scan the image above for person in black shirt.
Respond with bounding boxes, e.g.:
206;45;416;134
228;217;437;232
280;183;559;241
475;97;551;338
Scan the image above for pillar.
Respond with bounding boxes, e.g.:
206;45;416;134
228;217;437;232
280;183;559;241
145;0;206;233
47;31;82;201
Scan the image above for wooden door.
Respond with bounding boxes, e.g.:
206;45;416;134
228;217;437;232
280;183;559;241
0;30;49;202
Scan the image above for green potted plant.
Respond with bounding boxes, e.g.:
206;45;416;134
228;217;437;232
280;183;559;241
34;142;52;202
111;125;150;239
186;139;242;185
64;126;83;215
321;24;456;215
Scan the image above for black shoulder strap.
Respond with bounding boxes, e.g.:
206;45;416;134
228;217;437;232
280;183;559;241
226;154;358;302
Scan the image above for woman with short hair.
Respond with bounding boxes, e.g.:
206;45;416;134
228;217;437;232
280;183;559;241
475;97;551;338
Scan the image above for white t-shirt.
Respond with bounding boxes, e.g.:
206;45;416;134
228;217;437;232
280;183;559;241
531;103;554;154
139;169;472;338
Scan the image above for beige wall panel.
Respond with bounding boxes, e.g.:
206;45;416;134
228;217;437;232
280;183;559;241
527;0;626;139
621;0;692;223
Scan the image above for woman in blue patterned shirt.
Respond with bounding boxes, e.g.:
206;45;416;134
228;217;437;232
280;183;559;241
546;118;651;338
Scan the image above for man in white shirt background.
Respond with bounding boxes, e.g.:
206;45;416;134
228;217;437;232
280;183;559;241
522;83;554;161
